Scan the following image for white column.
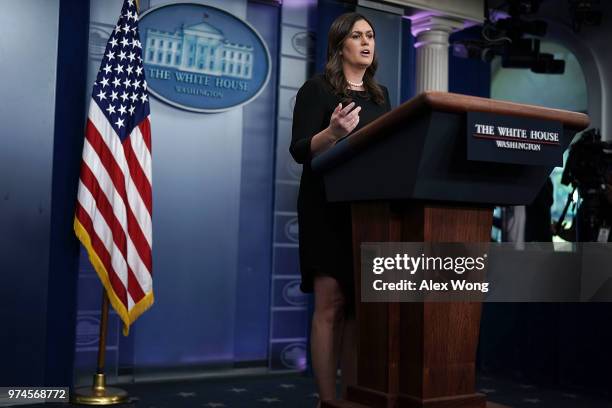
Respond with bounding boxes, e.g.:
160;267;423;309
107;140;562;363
411;15;464;93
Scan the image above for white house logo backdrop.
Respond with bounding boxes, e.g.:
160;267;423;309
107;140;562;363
139;3;271;112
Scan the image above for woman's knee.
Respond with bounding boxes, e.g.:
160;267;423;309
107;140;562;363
314;300;345;327
313;277;346;327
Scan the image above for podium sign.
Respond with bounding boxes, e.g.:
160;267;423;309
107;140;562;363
467;111;563;166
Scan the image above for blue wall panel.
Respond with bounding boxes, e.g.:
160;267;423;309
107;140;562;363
272;246;300;277
0;2;59;385
272;310;309;339
0;0;88;387
449;26;491;98
233;0;280;363
401;17;416;103
356;5;403;107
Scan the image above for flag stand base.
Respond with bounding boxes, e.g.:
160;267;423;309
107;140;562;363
72;373;129;405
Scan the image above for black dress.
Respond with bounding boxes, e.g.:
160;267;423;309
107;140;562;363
289;73;391;308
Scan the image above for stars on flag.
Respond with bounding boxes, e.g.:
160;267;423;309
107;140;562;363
91;0;149;140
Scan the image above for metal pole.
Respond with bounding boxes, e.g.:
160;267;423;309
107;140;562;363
96;292;109;375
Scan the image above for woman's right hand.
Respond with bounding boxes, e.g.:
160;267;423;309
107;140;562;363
328;102;361;140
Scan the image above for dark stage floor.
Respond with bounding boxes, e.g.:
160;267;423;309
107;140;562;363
11;373;612;408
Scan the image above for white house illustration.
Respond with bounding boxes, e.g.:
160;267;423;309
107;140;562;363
144;20;254;79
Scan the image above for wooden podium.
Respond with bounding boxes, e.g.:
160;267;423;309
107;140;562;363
311;92;589;408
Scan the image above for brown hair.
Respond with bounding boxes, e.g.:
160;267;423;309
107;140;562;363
324;12;385;105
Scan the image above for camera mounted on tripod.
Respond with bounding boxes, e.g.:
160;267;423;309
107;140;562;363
561;128;612;195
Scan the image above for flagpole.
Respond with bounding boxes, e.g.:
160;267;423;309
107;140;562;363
97;293;109;375
73;0;151;400
71;290;129;405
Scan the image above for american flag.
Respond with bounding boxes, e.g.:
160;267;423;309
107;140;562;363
74;0;152;335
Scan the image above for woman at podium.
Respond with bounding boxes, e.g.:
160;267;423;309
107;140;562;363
289;12;391;407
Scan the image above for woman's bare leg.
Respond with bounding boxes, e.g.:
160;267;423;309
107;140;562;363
311;276;346;404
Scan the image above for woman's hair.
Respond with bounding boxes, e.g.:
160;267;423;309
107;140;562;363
324;12;385;105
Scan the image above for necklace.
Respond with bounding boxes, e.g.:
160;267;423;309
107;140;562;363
346;78;364;87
